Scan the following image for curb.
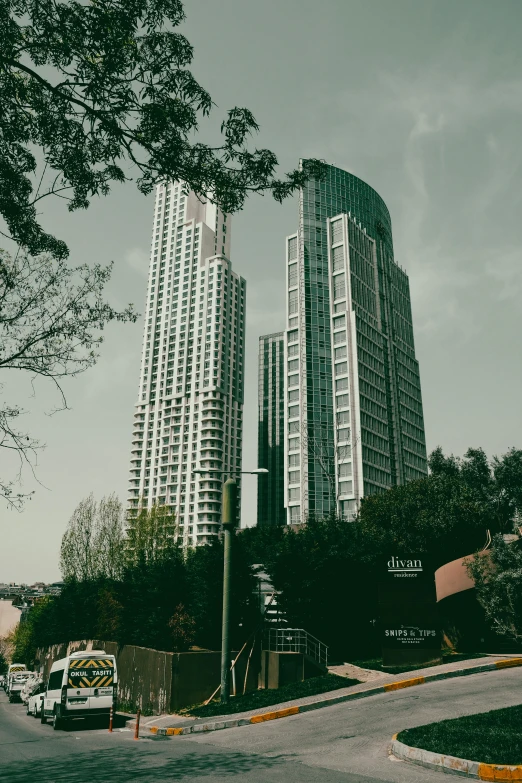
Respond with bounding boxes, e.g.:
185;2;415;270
391;735;522;781
141;657;522;738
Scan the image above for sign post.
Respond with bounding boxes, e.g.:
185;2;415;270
379;555;441;671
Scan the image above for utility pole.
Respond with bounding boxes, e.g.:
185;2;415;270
193;467;266;706
220;477;237;705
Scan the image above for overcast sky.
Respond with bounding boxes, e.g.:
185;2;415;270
2;0;522;584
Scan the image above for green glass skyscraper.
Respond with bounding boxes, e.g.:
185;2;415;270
284;162;427;523
257;332;286;526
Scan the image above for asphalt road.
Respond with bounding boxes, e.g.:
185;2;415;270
1;667;521;783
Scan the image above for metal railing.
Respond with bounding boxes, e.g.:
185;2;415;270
264;628;328;667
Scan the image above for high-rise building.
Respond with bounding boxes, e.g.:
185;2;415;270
284;162;427;524
257;332;286;527
128;181;246;546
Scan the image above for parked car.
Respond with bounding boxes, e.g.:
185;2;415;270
0;675;5;689
42;650;117;730
9;671;33;703
27;681;46;718
21;675;41;705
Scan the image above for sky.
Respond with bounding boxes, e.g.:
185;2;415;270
1;0;522;583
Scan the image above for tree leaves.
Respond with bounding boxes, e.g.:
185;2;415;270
0;0;327;258
0;249;138;506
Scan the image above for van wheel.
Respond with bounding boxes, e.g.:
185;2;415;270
53;706;63;730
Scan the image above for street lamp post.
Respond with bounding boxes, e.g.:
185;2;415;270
193;467;268;704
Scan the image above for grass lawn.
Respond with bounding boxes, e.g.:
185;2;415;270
397;704;522;765
350;651;485;676
180;673;360;718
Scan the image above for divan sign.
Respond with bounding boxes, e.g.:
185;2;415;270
387;556;423;578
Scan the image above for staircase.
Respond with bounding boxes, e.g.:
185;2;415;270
263;627;329;670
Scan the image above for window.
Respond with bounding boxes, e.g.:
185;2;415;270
48;669;65;691
333;315;345;329
288;389;299;402
289;453;300;467
288;344;299;357
333;273;346;300
288;470;300;483
288;405;299;419
288;359;299;372
340;499;356;518
333;331;346;345
288;421;299;434
338;428;350;442
289;487;300;501
288;374;299;387
289;506;300;523
332;245;344;271
288;437;300;451
339;462;352;477
337;410;350;425
288;329;298;343
288;262;298;287
336;378;349;392
339;480;353;495
288;236;298;261
337;393;349;407
335;361;348;375
331;220;343;244
335;345;347;360
288;289;298;315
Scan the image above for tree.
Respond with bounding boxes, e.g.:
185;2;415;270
0;0;327;260
1;251;137;507
168;604;196;652
60;493;126;580
428;445;520;535
125;502;178;568
185;534;259;651
467;535;522;644
0;650;8;675
356;472;490;571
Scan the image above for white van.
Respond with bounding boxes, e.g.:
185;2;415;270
42;650;117;730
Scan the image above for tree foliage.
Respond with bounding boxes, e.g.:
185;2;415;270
0;0;327;259
0;250;137;507
467;535;522;643
429;446;522;534
241;446;522;659
16;493;259;666
60;493;126;580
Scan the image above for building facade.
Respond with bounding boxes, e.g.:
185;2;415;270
257;332;286;527
128;181;246;546
284;162;427;524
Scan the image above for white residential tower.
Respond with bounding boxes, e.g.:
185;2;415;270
128;181;246;546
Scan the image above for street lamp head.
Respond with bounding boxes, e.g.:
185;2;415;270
251;469;269;474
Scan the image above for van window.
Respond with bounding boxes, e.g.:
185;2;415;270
48;669;65;691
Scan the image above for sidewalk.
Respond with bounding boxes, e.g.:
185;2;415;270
127;653;522;737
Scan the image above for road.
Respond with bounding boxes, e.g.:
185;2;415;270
1;667;521;783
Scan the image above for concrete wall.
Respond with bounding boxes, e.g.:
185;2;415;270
258;651;326;689
35;640;260;715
